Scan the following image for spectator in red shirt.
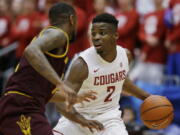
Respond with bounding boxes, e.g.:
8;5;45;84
0;0;12;47
10;0;41;60
57;0;89;60
74;0;94;17
165;0;180;79
130;0;167;84
68;6;89;59
115;0;139;56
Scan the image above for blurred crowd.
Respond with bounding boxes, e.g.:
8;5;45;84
0;0;180;134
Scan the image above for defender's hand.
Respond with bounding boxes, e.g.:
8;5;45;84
56;84;97;111
79;119;104;133
67;90;97;111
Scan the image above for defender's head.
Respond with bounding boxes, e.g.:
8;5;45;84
91;13;119;54
49;2;76;42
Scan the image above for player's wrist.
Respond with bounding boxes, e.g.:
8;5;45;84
142;93;151;100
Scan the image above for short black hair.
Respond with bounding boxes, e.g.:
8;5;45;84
49;2;76;25
92;13;118;28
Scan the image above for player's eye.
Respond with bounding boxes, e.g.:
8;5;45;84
100;31;106;36
91;32;96;37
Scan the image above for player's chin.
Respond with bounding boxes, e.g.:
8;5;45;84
95;48;103;54
96;50;104;54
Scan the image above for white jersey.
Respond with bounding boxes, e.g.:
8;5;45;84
74;46;129;115
54;46;129;135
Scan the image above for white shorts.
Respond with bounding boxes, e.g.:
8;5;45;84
53;109;128;135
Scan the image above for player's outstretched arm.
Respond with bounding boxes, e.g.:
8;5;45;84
50;57;97;110
56;102;104;133
62;57;97;109
24;28;90;105
122;78;150;100
50;85;97;109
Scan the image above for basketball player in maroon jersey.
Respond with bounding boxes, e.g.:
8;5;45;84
0;2;102;135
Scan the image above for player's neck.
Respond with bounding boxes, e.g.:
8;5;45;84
100;48;117;63
53;24;71;37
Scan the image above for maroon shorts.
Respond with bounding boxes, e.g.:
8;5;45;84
0;93;53;135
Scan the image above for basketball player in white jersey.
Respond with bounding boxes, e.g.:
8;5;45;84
53;13;150;135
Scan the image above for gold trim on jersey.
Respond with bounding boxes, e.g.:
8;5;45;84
64;57;69;64
30;26;69;58
51;87;58;94
41;26;69;58
17;115;32;135
4;91;33;99
15;63;20;72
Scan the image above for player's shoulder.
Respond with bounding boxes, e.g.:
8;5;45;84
79;47;96;57
69;56;88;80
40;26;68;42
116;45;127;53
117;45;132;62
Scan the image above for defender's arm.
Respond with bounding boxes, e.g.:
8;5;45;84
56;102;104;132
24;28;67;86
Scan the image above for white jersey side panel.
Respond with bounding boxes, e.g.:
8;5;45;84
74;46;129;115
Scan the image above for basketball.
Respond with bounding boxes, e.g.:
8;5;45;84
140;95;174;129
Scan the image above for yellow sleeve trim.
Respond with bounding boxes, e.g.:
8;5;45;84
41;26;69;58
4;91;33;99
15;63;20;72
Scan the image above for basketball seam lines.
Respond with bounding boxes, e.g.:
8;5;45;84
143;111;173;122
141;105;172;115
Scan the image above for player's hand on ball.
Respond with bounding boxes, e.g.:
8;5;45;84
79;119;104;133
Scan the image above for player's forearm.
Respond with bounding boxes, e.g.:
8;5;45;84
24;46;62;86
56;103;86;124
122;78;150;100
49;90;65;102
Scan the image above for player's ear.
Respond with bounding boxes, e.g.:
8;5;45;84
69;15;75;25
114;32;119;40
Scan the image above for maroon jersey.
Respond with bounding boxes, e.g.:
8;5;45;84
4;27;69;108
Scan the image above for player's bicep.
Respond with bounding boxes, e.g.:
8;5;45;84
27;29;67;52
64;57;88;93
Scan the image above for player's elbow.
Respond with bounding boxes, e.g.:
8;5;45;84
24;45;39;59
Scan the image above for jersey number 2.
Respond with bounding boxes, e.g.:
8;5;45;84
104;86;115;102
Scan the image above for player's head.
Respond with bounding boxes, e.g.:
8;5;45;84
91;13;119;55
49;2;77;42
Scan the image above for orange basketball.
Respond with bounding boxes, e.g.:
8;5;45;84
140;95;174;129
